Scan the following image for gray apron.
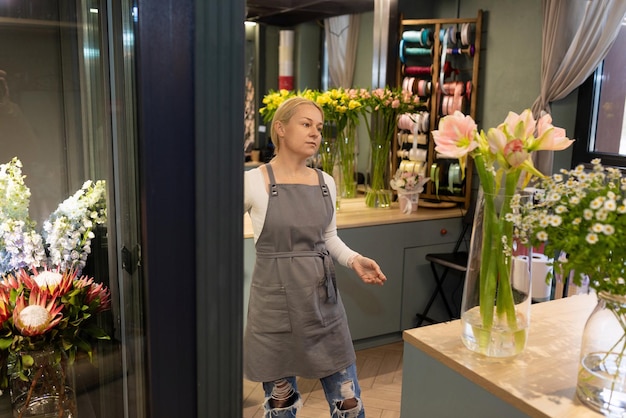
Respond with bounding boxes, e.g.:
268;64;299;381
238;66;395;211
244;165;355;382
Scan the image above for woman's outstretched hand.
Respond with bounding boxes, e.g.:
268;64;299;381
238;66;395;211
351;255;387;286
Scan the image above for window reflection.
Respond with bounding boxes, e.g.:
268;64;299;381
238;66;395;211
0;2;146;416
591;23;626;156
573;20;626;168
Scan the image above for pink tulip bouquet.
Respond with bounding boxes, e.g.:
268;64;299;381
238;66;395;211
432;109;572;349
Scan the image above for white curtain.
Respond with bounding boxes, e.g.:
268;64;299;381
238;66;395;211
324;14;361;88
532;0;626;174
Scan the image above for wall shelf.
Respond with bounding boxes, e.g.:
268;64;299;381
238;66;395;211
393;10;483;209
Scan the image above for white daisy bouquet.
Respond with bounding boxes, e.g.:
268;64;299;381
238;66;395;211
515;159;626;295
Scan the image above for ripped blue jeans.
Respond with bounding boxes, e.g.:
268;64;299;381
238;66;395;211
262;363;364;418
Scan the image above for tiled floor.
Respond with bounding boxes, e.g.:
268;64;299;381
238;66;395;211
243;341;403;418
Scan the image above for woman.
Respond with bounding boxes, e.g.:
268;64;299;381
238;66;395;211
244;97;387;417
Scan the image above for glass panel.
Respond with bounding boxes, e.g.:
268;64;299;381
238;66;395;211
0;1;146;416
590;22;626;156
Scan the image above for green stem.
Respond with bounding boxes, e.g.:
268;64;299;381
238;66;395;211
495;171;522;329
474;156;497;329
339;120;358;198
474;157;524;331
602;300;626;405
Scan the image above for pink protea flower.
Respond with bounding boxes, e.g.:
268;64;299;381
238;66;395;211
13;288;64;337
11;268;76;299
75;276;112;313
30;268;77;298
0;288;11;326
0;271;22;291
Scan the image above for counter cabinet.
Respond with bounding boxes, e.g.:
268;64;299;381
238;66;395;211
401;294;603;418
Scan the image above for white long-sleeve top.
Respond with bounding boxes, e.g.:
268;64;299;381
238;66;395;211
244;167;359;268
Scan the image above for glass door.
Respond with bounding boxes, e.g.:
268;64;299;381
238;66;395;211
0;1;146;416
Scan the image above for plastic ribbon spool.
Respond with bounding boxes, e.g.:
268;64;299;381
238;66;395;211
460;23;474;46
447;162;462;194
402;77;432;99
446;44;475;57
399;39;433;64
402;28;433;47
430;163;440;198
439;25;459;45
402;64;433;77
438;81;467;115
397;111;430;134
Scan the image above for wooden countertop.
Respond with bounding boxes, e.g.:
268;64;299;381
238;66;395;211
244;197;465;239
403;294;602;418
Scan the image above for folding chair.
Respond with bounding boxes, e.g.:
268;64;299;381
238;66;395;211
416;199;475;326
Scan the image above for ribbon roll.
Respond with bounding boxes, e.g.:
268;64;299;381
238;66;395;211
402;29;432;47
439;81;465;96
417;80;431;97
397;149;409;159
449;25;458;45
402;76;411;91
452;95;466;114
421;112;430;132
402;30;423;43
405;46;433;57
403;65;433;77
421;28;433;46
401;160;416;173
446;44;475;56
408;145;427;162
397;132;405;146
461;23;474;46
397;113;415;131
441;95;450;115
439;26;457;44
406;77;415;93
448;163;461;194
431;164;440;198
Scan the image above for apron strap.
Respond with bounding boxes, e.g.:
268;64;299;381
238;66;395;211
315;169;330;197
265;164;279;197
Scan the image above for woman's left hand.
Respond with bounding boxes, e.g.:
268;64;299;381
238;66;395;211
351;255;387;286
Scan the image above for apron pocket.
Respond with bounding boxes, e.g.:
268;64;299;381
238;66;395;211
316;281;343;326
249;284;292;333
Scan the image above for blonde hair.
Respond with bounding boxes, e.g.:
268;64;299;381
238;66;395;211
270;97;324;154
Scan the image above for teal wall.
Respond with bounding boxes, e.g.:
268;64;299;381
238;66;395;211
256;1;577;172
398;0;576;171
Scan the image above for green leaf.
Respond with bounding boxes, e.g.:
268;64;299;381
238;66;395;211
21;354;34;368
0;337;13;350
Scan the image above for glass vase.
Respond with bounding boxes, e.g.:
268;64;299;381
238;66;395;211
460;187;533;357
365;142;392;208
576;291;626;416
338;119;358;199
9;347;77;418
364;109;394;209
